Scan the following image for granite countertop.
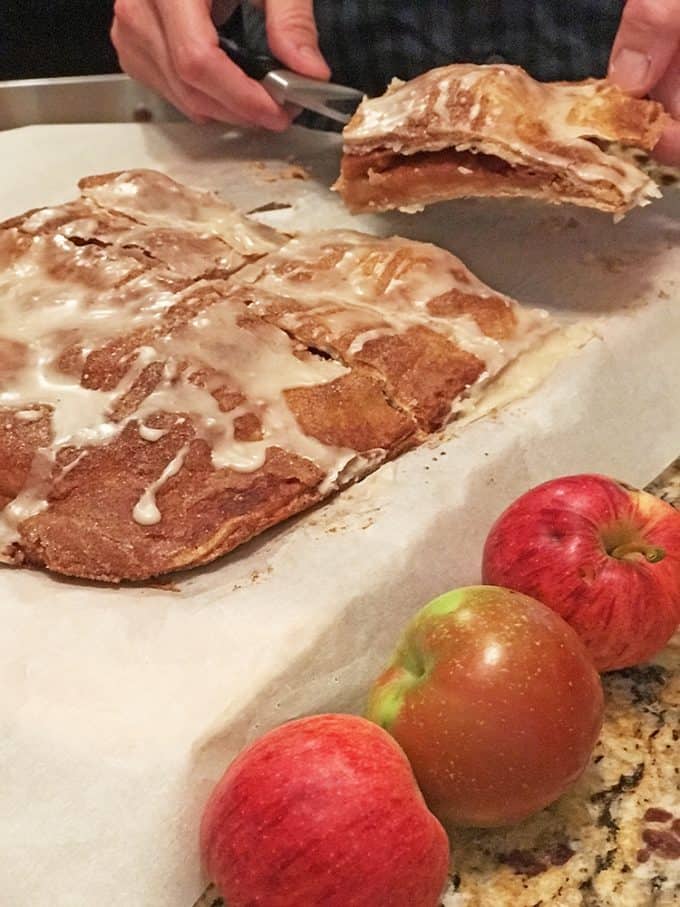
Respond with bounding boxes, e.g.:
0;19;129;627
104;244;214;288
195;459;680;907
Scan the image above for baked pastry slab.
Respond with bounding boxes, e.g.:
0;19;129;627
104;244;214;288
0;259;415;579
0;170;550;582
335;64;668;216
234;230;550;432
3;169;284;279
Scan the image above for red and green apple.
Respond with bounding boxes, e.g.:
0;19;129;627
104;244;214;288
366;585;604;828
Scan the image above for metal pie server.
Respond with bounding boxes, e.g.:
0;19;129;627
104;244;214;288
218;37;363;124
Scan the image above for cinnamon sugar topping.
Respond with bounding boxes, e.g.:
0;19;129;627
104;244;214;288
0;170;552;580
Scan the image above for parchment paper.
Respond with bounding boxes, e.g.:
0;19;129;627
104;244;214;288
0;123;679;907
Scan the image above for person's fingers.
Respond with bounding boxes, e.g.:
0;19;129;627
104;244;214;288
265;0;331;79
176;54;293;129
114;0;279;127
156;0;292;129
112;2;206;122
650;45;680;166
111;0;166;90
174;84;252;125
652;45;680;118
112;1;208;122
651;117;680;164
608;0;680;95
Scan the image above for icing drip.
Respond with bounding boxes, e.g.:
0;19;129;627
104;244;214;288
138;424;167;442
237;230;550;375
0;224;356;544
133;443;190;525
131;301;353;477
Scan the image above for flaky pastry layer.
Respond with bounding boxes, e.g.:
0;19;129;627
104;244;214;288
335;64;668;215
0;170;550;582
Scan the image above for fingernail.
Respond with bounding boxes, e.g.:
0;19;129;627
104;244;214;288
259;113;288;131
296;44;320;63
611;49;651;91
296;44;330;77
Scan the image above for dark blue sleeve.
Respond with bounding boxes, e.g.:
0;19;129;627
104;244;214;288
237;0;625;129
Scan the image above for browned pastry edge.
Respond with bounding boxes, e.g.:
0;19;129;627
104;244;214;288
0;170;542;582
337;68;668;214
234;287;488;434
3;380;417;583
341;72;668;158
78;172;134;191
7;376;418;583
545;78;667;151
0;250;420;581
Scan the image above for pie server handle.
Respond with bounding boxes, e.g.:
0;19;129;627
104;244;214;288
218;36;362;124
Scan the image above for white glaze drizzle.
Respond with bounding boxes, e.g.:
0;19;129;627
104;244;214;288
343;64;660;207
237;229;550;377
138;424;167;442
80;169;283;257
131;300;353;478
133;442;190;525
0;215;357;544
14;409;43;423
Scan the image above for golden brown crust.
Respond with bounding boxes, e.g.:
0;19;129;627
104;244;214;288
234;229;547;432
426;285;518;340
247;291;486;432
0;407;52;510
17;426;326;582
0;170;550;582
336;65;668;215
5;287;417;580
285;368;416;454
560;79;667;150
354;326;484;432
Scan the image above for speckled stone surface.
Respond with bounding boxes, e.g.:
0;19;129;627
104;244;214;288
195;460;680;907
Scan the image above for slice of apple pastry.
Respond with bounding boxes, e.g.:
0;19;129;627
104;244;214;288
335;64;668;217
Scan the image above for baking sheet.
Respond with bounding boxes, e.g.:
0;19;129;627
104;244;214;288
0;74;182;130
0;123;679;907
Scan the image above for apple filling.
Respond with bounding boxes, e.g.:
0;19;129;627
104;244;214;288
339;146;627;212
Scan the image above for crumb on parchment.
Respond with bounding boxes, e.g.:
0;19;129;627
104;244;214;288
247;160;311;182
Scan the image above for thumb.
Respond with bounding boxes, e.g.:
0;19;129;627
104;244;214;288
608;0;680;95
651;118;680;165
265;0;331;80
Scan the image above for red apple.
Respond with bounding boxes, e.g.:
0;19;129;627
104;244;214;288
366;586;603;828
482;474;680;671
200;713;450;907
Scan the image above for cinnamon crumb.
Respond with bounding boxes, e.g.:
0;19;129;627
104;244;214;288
248;161;311;182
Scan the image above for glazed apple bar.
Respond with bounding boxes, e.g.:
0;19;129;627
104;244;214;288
334;64;668;216
232;230;550;433
0;169;550;582
3;168;284;278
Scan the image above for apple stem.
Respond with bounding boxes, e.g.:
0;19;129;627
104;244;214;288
609;542;665;563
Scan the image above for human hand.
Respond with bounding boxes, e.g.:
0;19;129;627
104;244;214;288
111;0;330;129
608;0;680;165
